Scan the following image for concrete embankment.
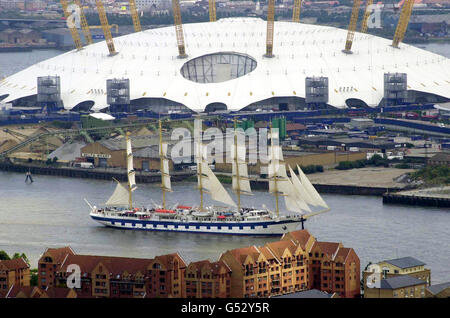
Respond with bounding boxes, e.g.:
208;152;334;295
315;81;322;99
383;187;450;208
248;179;401;195
0;162;194;183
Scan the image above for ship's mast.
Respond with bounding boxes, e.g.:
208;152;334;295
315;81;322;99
234;117;241;212
126;131;133;210
196;122;204;211
159;120;166;209
270;123;280;217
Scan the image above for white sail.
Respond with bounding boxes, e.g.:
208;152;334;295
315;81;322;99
126;137;137;191
270;163;310;213
288;165;315;207
297;164;329;209
198;161;237;207
105;181;130;207
160;142;172;191
231;142;252;195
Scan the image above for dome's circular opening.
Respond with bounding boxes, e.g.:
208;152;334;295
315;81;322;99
180;52;257;84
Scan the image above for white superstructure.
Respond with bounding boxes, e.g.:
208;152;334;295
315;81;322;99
1;18;449;111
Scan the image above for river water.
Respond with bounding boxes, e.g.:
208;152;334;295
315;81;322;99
0;43;449;283
0;171;449;283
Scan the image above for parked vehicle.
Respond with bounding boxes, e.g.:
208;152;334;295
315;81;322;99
74;162;94;169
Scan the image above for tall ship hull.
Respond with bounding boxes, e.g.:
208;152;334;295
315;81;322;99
90;210;303;236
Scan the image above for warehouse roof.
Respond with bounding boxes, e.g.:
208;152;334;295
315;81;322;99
379;275;426;290
383;256;426;269
426;282;450;296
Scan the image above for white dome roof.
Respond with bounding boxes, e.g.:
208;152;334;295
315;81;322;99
1;17;449;111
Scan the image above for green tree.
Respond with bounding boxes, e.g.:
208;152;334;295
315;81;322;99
0;250;10;260
30;269;38;286
12;252;30;265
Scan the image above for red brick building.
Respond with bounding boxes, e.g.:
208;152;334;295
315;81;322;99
185;260;232;298
0;258;30;297
37;247;186;298
34;229;360;298
282;230;360;298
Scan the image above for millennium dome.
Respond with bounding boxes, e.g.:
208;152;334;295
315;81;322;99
0;17;449;112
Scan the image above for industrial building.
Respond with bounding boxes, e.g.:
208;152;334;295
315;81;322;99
0;0;449;113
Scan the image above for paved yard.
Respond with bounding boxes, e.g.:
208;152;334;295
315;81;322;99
308;167;415;188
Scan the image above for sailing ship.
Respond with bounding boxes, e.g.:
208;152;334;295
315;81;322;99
88;120;329;236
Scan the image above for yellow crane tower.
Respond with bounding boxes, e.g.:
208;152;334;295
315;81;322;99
360;0;374;33
60;0;83;50
265;0;275;57
292;0;302;23
209;0;217;22
172;0;187;58
95;0;117;56
343;0;361;53
74;0;93;45
392;0;415;48
128;0;142;32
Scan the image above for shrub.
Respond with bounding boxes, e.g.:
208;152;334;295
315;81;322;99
315;165;324;173
336;161;355;170
299;165;323;174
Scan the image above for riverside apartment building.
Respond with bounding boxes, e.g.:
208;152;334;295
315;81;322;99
34;229;360;298
0;258;30;298
220;230;360;298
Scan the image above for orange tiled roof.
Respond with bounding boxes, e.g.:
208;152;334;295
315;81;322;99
44;287;76;298
285;230;312;250
5;286;40;298
153;253;187;270
313;241;342;259
60;254;153;276
258;246;279;263
265;240;297;260
0;258;29;270
230;246;261;265
43;246;75;264
335;247;353;263
188;260;231;275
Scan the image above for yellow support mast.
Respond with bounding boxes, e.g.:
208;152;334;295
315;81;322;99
172;0;187;58
343;0;361;54
392;0;415;48
360;0;373;33
265;0;275;58
74;0;93;45
129;0;142;32
209;0;217;22
292;0;302;23
95;0;117;56
60;0;83;50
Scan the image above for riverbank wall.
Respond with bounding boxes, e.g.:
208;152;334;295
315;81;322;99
249;180;402;196
0;162;194;183
383;191;450;208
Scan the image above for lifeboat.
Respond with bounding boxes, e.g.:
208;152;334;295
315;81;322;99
191;211;213;217
155;209;176;214
177;205;192;210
